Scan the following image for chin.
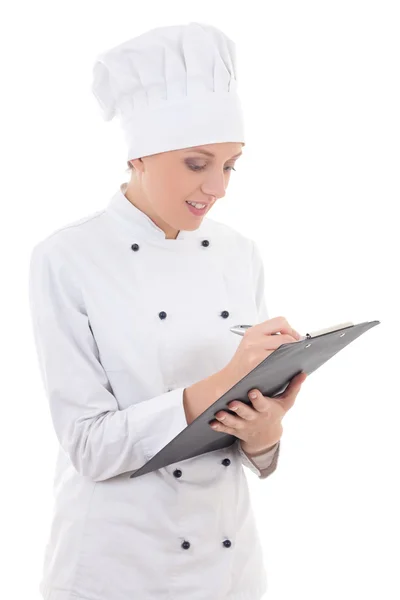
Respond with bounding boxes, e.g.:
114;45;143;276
185;219;204;230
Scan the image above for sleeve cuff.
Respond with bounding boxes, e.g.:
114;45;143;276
236;440;281;478
134;386;188;460
245;443;278;469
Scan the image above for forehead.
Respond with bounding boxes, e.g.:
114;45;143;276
183;144;243;158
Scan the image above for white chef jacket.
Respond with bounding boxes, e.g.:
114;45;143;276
28;182;281;600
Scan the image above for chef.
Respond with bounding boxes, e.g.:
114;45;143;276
28;21;305;600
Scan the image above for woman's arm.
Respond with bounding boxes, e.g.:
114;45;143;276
29;237;191;482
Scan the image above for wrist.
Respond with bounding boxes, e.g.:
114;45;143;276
183;367;235;426
241;442;278;457
215;364;237;396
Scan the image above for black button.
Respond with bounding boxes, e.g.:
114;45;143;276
222;458;231;467
221;310;229;318
131;243;139;251
173;469;182;478
159;311;167;320
201;239;210;247
182;541;190;550
223;539;232;548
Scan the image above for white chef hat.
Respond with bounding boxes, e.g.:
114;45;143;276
91;21;245;162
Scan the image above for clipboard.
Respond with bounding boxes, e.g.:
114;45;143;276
130;319;380;479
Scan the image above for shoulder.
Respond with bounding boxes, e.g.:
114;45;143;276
29;208;109;262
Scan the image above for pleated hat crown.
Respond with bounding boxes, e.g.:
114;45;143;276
91;22;245;161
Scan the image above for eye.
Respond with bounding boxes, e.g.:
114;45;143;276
187;164;236;172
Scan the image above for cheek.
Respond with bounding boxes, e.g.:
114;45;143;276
158;167;196;202
147;161;199;215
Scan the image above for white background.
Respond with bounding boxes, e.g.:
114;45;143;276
1;1;398;598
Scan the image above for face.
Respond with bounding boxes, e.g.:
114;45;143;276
125;142;244;239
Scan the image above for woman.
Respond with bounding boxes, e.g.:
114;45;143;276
29;22;305;600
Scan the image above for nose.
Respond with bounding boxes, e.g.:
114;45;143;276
201;188;225;202
201;173;227;200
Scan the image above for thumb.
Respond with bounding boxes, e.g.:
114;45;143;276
286;372;307;392
276;372;307;407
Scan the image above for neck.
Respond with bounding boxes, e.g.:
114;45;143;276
122;181;180;240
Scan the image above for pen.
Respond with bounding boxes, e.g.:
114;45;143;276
229;325;308;340
230;321;354;339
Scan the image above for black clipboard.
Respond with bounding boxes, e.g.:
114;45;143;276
130;319;380;479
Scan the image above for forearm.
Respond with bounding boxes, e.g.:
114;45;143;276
183;369;281;479
184;368;278;454
183;366;235;425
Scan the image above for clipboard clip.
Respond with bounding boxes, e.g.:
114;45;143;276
304;322;354;339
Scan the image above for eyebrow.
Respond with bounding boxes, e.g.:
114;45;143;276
184;148;243;159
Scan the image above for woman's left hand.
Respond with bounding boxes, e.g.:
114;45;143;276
209;372;307;455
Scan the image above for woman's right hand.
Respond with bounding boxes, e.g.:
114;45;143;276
224;316;302;384
183;317;302;425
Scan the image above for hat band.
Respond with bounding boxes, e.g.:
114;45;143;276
122;90;245;161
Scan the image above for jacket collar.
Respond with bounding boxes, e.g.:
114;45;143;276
106;183;205;242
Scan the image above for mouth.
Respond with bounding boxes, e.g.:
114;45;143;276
185;200;210;216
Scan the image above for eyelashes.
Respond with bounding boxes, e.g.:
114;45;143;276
187;164;237;172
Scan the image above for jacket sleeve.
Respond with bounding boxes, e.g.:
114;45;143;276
28;239;188;482
236;440;281;479
233;239;281;479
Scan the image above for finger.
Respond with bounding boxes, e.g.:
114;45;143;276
286;372;307;391
209;420;238;436
255;331;298;348
245;389;271;414
259;316;301;340
227;401;258;421
213;410;243;429
278;373;307;410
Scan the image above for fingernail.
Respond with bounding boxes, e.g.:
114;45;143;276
249;391;257;399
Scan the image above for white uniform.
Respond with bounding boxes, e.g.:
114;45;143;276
29;183;281;600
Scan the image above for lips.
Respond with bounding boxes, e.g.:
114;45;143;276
185;201;209;216
186;201;212;207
